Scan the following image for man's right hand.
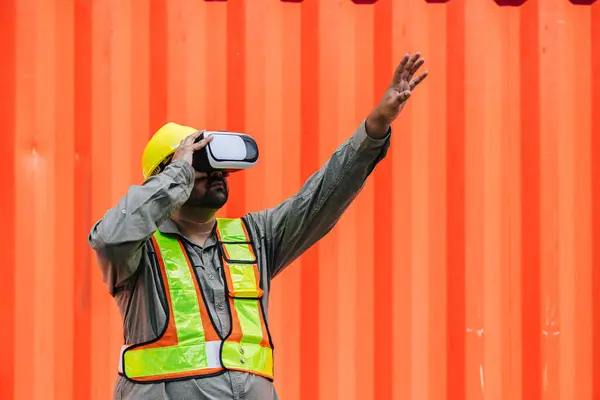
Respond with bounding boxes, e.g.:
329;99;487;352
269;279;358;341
171;131;214;168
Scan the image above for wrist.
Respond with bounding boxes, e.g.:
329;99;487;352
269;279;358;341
365;110;391;139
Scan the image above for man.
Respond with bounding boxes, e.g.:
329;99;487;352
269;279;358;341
89;53;427;400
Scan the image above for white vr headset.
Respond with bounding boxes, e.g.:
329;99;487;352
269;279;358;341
192;131;259;173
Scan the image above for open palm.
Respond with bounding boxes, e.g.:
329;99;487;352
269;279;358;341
376;52;428;122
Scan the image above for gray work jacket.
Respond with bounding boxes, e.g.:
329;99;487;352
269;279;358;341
89;120;390;399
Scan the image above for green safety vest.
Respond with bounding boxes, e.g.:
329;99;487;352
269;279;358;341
118;218;274;382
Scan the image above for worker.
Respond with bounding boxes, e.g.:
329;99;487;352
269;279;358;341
89;53;427;400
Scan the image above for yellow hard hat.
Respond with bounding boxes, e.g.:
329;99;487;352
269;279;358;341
141;122;198;180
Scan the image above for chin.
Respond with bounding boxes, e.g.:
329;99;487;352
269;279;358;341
188;194;228;209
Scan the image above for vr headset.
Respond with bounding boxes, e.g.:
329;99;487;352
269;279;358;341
192;131;259;173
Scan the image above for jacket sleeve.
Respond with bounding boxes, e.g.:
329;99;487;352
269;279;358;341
88;160;195;294
251;119;391;280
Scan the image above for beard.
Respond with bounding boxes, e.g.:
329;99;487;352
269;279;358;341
185;178;229;209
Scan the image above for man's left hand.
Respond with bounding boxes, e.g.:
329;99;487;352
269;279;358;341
366;52;428;138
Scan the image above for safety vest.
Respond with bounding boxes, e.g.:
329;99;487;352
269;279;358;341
118;218;274;383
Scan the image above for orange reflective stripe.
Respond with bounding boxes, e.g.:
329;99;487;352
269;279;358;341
216;218;274;379
145;235;180;347
119;219;274;382
121;233;223;381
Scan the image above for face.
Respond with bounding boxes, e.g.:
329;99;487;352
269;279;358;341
185;170;229;209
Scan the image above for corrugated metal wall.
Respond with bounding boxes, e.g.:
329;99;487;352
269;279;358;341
1;0;599;399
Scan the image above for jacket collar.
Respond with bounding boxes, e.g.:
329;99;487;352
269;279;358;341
157;218;218;248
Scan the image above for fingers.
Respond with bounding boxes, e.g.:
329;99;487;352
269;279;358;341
407;58;425;80
397;89;411;104
409;71;429;90
401;52;421;81
393;52;426;87
181;130;204;146
191;134;214;151
392;54;410;84
389;89;411;106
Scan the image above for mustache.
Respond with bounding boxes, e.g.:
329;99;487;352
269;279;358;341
207;173;227;186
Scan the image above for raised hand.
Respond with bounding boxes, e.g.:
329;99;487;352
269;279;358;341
171;131;213;168
366;52;428;138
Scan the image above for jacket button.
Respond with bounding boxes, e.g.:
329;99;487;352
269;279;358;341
240;358;245;364
239;348;244;354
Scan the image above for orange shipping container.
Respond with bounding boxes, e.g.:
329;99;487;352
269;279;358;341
1;0;599;399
